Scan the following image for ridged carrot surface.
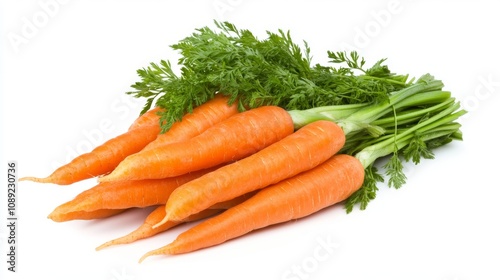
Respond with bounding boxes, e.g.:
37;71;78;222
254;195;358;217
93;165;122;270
99;106;294;182
140;154;364;259
128;107;163;131
47;167;218;222
156;120;345;224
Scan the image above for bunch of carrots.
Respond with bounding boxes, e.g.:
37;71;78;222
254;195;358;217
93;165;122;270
21;21;466;261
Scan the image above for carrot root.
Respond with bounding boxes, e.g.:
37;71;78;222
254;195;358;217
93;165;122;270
19;176;53;183
99;105;294;182
142;154;364;257
97;192;253;250
154;120;345;227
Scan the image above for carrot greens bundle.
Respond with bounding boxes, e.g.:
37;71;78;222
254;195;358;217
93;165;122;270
127;21;465;211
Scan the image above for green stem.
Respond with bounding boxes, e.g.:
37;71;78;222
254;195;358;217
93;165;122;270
339;76;444;134
360;74;410;86
287;74;444;133
355;104;466;168
371;97;455;127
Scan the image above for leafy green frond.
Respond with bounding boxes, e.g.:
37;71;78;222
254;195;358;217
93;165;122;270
128;21;410;131
345;166;384;213
124;22;466;215
384;151;407;189
402;134;435;164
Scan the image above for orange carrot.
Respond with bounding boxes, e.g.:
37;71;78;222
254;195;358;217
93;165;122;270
20;123;161;185
99;105;294;182
20;106;165;185
128;107;163;131
50;208;127;222
22;95;238;185
155;120;345;225
141;94;239;151
139;154;364;259
47;167;220;222
95;191;257;250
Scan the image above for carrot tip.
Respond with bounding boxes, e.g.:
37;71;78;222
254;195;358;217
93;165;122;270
95;241;111;251
138;248;165;263
47;213;58;222
95;235;129;251
19;176;50;183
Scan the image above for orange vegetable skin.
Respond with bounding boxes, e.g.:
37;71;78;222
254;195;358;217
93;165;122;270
157;120;345;224
99;106;294;182
141;94;239;151
20;124;160;185
47;167;219;222
95;191;257;250
140;154;364;259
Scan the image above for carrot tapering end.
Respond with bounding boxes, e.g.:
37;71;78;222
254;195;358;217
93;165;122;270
95;230;142;251
47;203;73;222
139;247;169;263
47;211;62;222
19;176;51;183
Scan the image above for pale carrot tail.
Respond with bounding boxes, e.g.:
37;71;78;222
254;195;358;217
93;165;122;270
19;176;53;183
139;247;165;263
21;124;160;185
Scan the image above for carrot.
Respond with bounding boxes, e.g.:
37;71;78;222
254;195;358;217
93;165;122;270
50;208;127;222
141;94;239;151
95;191;257;250
95;207;222;251
47;166;220;222
20;123;161;185
128;107;163;131
154;120;345;225
98;105;295;182
139;154;364;259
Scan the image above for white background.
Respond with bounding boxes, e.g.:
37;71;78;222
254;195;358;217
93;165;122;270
1;1;500;279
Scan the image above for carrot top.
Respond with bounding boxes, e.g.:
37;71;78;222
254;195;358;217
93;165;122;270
127;22;466;212
127;21;410;131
